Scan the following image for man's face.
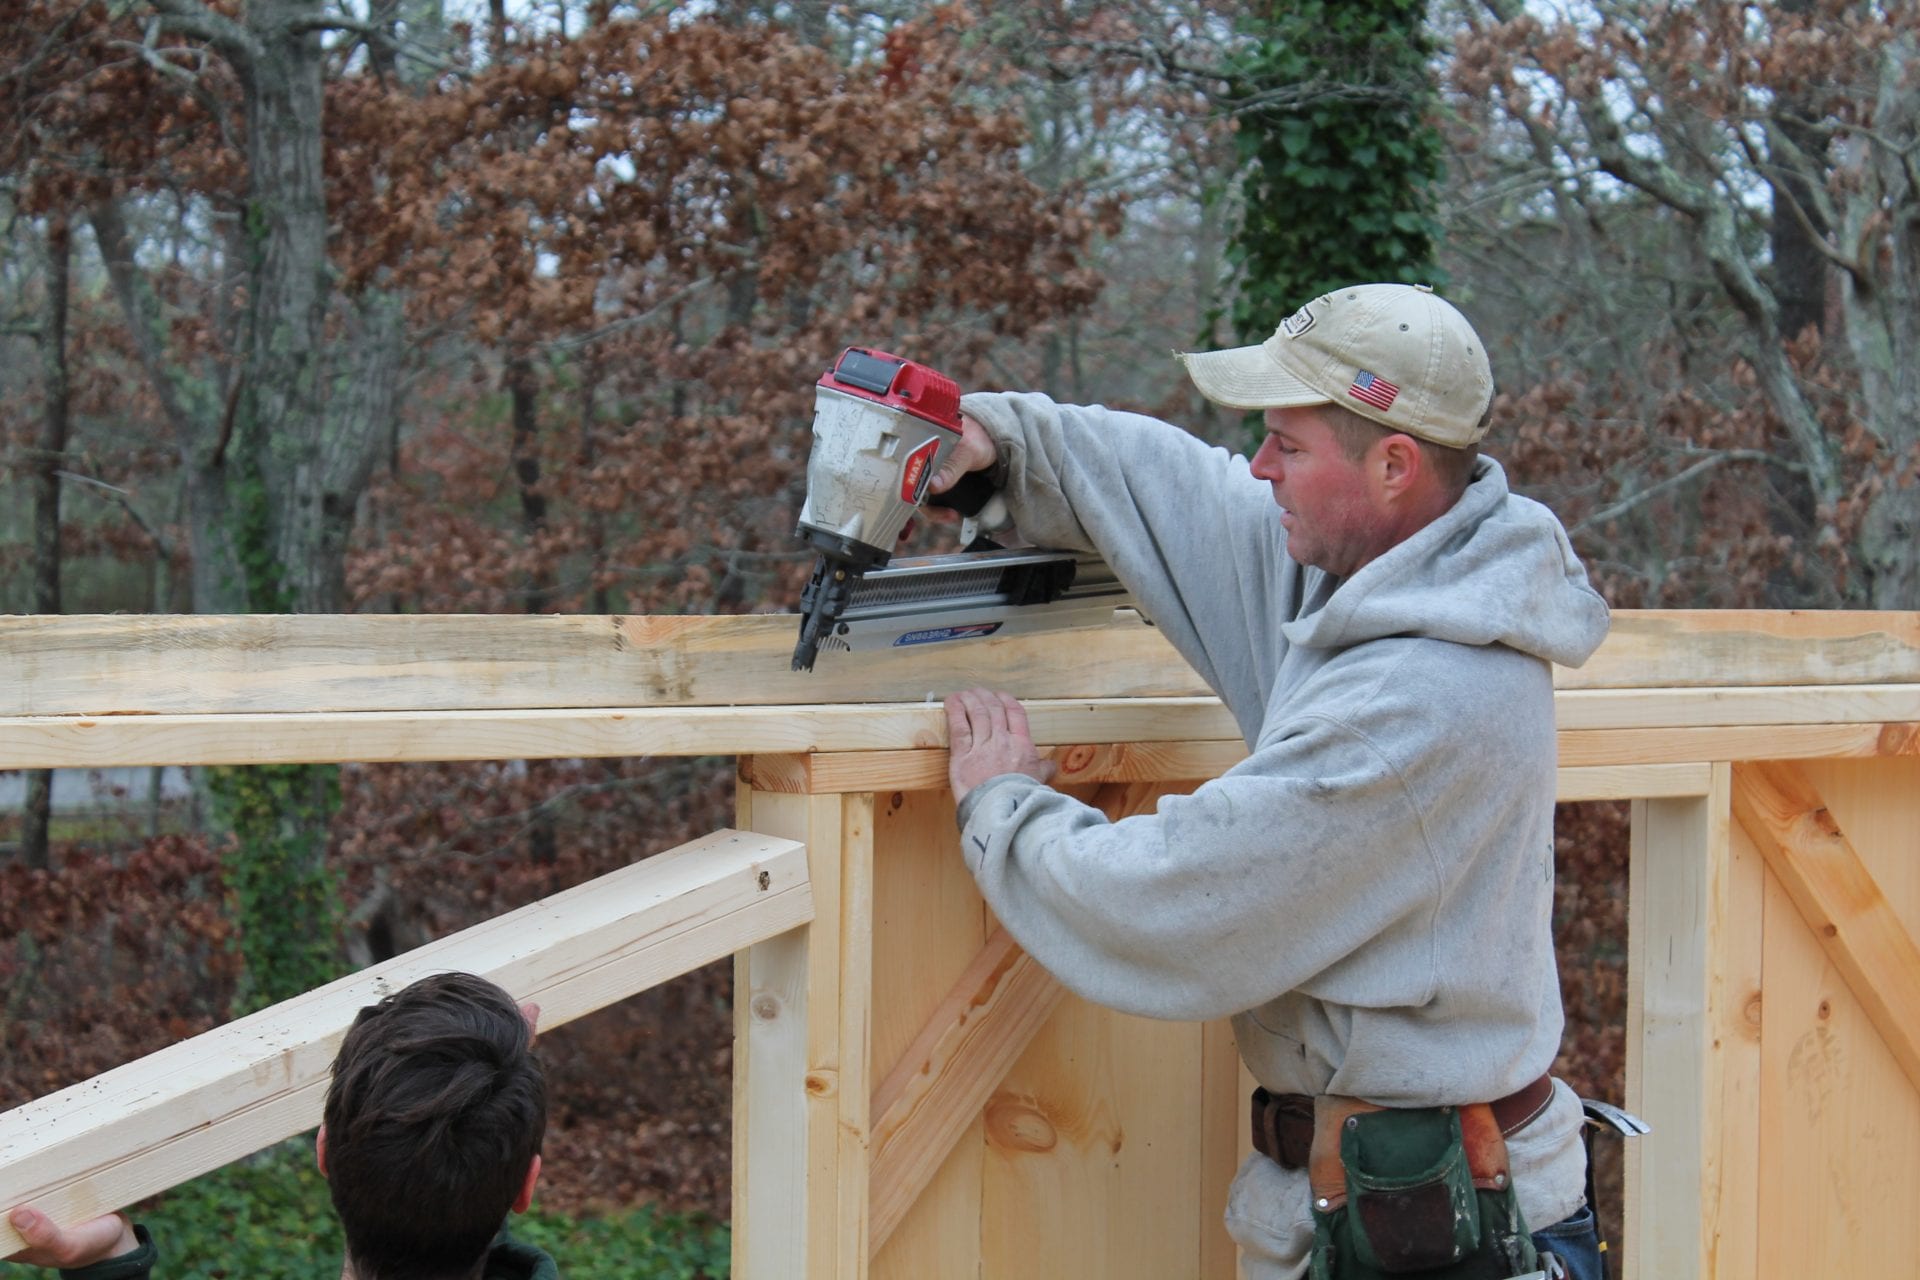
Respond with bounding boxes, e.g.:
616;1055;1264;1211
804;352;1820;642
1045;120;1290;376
1249;405;1386;577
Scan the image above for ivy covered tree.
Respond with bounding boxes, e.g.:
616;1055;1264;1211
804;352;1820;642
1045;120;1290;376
1223;0;1446;342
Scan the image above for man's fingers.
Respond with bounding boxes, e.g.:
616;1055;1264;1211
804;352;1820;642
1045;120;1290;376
9;1205;50;1250
1001;692;1034;741
943;695;973;748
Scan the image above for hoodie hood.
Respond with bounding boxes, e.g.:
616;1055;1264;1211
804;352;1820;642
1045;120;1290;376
1281;457;1609;668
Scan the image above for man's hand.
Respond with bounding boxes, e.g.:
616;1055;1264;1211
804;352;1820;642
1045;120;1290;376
5;1207;140;1270
945;687;1057;804
928;413;998;501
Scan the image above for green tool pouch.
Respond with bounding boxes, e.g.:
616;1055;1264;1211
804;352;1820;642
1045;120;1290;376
1342;1106;1480;1270
1304;1101;1541;1280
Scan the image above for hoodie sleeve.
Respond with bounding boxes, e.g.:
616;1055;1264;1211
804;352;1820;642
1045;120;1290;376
960;390;1302;734
954;710;1444;1022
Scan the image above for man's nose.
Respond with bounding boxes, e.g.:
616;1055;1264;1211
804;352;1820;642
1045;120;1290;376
1250;439;1282;482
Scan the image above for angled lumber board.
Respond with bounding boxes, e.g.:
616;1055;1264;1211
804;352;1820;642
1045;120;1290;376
0;613;1205;715
1730;761;1920;1095
0;829;811;1256
1557;610;1920;690
868;929;1066;1255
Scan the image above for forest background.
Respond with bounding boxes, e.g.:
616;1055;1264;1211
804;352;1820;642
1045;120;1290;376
2;0;1917;1274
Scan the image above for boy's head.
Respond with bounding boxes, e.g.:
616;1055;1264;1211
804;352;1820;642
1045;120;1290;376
319;972;546;1280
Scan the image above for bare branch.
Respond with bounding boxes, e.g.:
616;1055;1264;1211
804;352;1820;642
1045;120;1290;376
1733;121;1867;284
1570;454;1746;538
143;0;260;71
56;469;175;559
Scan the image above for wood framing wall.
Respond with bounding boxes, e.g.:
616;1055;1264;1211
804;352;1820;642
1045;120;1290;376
3;610;1918;1278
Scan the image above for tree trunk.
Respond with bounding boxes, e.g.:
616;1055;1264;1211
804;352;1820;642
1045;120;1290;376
1767;0;1829;342
507;353;554;612
1842;35;1920;609
22;218;71;871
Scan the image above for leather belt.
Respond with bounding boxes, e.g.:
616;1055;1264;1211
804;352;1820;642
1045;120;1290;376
1250;1074;1555;1172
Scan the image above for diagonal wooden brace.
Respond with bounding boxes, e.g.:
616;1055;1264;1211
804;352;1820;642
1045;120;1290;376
867;928;1065;1255
1730;760;1920;1095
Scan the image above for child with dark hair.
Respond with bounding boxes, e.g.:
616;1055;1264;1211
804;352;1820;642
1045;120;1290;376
7;972;558;1280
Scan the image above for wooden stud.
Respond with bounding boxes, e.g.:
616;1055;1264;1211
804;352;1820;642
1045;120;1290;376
868;930;1066;1255
868;787;987;1280
1730;761;1920;1095
734;786;873;1280
0;829;811;1257
1197;1018;1242;1280
1623;765;1761;1280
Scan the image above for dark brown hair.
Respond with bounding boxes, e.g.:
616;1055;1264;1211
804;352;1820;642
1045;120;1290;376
1319;401;1481;499
323;972;546;1280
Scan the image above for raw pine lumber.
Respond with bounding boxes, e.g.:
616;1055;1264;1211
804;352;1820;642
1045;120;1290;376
8;609;1919;718
742;741;1250;795
869;929;1066;1255
8;687;1920;771
1558;610;1920;690
0;829;810;1256
0;613;1203;716
1560;722;1920;767
1730;761;1920;1095
0;699;1244;770
1624;768;1763;1280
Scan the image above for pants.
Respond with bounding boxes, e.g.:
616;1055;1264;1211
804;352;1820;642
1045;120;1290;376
1532;1202;1604;1280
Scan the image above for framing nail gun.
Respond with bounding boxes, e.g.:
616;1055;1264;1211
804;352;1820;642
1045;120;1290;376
790;347;1134;671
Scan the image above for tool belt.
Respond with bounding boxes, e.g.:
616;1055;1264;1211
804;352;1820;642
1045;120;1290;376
1251;1077;1556;1279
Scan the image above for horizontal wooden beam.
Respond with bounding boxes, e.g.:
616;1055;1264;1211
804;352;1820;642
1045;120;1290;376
6;610;1918;719
1556;763;1714;801
0;700;1242;769
1557;610;1920;690
6;688;1919;771
868;929;1065;1255
1559;721;1920;767
1729;762;1920;1096
0;613;1205;716
743;741;1251;795
0;829;812;1255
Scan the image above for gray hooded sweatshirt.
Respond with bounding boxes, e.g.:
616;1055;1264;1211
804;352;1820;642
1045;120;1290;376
952;392;1611;1275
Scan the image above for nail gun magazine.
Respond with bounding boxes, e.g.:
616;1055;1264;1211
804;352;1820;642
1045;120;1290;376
790;347;1135;672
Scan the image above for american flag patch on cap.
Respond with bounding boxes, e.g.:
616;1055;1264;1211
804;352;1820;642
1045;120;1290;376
1349;369;1399;411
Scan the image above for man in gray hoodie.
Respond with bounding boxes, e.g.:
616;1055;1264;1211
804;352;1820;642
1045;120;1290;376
936;283;1611;1279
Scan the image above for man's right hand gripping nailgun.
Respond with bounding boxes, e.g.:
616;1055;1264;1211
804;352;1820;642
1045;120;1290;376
789;346;1131;671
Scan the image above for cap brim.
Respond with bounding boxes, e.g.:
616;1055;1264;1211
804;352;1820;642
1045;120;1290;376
1178;346;1330;412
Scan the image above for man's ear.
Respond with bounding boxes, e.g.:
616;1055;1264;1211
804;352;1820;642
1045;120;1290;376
512;1154;542;1215
315;1124;328;1178
1374;433;1423;498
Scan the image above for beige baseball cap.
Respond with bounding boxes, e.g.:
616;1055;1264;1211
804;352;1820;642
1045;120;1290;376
1179;283;1494;448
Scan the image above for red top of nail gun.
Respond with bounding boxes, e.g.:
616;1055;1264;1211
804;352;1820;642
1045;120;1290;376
820;347;963;432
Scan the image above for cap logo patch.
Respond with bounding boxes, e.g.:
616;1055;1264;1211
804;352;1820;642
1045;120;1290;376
1279;305;1317;339
1349;369;1400;411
